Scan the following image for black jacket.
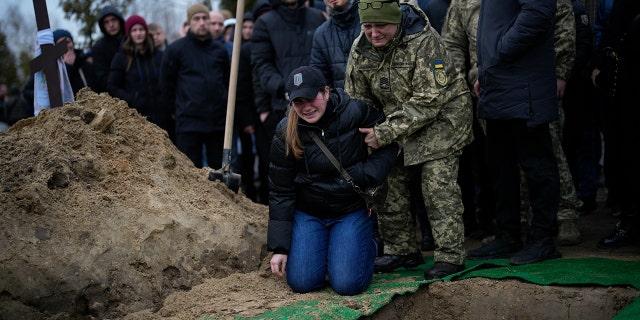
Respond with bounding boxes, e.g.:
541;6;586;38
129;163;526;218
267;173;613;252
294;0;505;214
235;41;258;130
159;31;230;133
267;89;398;253
251;0;326;113
108;49;170;126
477;0;558;126
421;0;451;34
309;0;361;89
91;6;125;93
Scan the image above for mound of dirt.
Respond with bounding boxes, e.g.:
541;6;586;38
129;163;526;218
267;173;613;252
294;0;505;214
0;89;268;319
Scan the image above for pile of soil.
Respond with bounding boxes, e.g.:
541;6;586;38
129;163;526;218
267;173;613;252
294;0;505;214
1;89;638;319
0;89;268;319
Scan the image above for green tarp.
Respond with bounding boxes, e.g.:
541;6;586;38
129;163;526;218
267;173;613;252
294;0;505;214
226;257;640;319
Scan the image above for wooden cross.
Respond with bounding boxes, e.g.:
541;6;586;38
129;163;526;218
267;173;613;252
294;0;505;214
29;0;69;108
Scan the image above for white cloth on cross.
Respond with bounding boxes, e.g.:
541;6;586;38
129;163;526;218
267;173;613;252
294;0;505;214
33;28;74;116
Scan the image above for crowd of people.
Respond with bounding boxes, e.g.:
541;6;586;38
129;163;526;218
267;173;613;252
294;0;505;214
2;0;638;297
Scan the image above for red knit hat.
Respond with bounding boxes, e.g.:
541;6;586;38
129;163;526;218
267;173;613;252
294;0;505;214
125;15;148;37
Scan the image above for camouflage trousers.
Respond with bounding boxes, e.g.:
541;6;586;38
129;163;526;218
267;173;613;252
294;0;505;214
379;153;465;265
521;105;582;222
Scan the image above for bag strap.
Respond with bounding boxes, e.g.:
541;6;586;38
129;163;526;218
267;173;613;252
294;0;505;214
308;130;354;184
308;130;377;215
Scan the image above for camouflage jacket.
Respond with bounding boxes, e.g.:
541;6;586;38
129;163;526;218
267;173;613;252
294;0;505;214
556;0;577;81
443;0;575;85
441;0;480;88
344;3;473;166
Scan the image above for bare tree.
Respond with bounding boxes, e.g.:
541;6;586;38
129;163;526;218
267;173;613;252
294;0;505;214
2;5;37;84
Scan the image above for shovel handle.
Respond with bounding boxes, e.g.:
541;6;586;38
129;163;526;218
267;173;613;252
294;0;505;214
222;0;246;151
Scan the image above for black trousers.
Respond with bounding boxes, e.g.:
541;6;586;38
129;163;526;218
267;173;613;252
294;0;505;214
177;131;225;169
485;119;559;239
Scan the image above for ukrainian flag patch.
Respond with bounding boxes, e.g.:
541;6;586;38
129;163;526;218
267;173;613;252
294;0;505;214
432;59;447;88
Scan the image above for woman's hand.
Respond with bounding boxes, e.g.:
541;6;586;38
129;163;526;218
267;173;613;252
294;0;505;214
270;253;288;277
63;49;76;66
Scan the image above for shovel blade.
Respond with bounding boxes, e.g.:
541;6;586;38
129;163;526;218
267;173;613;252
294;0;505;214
208;168;241;193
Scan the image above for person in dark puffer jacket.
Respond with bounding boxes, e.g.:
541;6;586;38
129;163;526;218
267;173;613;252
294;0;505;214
309;0;360;89
251;0;326;153
268;66;398;296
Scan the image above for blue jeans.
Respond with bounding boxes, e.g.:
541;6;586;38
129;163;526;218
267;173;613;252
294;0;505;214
286;210;376;296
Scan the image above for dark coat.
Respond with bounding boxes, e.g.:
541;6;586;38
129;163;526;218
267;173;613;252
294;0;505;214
235;41;259;130
309;0;361;89
476;0;558;126
251;0;326;113
91;35;122;93
422;0;451;34
267;89;398;253
159;31;230;133
107;49;170;126
596;0;640;105
91;6;125;93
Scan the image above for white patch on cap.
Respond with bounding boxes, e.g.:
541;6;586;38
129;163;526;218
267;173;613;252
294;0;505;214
293;73;303;86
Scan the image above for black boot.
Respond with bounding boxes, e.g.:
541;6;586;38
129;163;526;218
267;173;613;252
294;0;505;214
374;251;424;273
424;262;464;280
510;230;561;265
598;221;638;248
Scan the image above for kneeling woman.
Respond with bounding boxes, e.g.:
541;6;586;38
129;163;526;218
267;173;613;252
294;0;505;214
268;66;398;295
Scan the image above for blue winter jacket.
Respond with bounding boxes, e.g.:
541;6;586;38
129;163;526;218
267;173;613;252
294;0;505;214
310;0;361;89
251;0;326;113
476;0;558;127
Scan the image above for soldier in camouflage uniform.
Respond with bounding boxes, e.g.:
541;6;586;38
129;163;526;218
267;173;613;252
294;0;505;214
441;0;496;241
345;0;473;280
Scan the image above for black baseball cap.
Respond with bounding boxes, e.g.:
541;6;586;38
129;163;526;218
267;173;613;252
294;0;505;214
286;66;327;101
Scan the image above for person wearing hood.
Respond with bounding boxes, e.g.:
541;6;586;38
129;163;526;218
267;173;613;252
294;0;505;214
268;66;398;295
344;0;473;279
91;5;125;93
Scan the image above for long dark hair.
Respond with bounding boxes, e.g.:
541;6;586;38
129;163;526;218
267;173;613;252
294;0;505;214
122;34;155;72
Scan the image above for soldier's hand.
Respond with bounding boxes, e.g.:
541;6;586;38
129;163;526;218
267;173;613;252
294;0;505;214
557;78;567;100
359;127;379;149
259;111;269;123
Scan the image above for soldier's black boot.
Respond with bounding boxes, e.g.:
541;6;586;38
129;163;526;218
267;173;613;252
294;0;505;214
374;251;424;273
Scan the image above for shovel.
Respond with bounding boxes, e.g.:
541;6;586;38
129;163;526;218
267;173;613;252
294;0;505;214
208;0;245;193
